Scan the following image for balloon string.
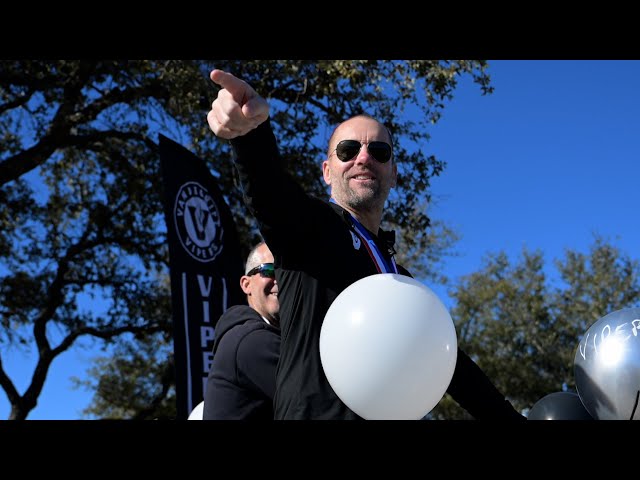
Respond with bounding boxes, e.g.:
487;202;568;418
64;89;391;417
630;391;640;420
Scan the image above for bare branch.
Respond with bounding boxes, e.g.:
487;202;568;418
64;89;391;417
0;355;20;405
50;323;164;358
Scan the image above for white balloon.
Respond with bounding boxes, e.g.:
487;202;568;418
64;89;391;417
320;273;457;420
187;401;204;420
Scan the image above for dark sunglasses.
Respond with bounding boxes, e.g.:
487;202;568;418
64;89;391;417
246;263;275;279
333;140;393;164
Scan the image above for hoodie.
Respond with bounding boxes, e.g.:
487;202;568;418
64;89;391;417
203;305;280;420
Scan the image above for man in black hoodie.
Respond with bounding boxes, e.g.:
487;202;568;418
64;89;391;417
203;242;280;420
206;69;524;421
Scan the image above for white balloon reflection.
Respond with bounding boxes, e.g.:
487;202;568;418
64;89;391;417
598;336;626;367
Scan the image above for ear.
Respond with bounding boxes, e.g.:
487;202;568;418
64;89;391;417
322;159;332;186
239;276;251;295
390;161;398;188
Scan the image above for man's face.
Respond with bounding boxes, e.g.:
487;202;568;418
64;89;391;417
241;244;279;327
322;116;397;214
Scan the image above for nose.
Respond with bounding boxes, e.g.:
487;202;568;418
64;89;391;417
354;144;374;165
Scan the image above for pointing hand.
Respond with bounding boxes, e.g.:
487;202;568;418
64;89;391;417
207;69;270;139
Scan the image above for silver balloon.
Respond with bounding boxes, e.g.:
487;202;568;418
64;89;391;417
527;391;593;420
574;307;640;420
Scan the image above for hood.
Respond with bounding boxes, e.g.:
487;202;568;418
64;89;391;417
212;305;266;354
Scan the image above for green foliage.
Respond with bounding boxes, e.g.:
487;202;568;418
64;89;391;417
0;60;491;419
430;236;640;419
73;334;176;420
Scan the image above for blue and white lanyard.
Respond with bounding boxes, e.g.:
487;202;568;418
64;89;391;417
331;198;398;274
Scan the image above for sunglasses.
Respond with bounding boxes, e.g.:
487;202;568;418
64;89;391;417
332;140;393;164
246;263;275;279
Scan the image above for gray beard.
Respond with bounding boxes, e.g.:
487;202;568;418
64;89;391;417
345;185;384;212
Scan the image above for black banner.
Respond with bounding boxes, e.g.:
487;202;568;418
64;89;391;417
159;135;245;419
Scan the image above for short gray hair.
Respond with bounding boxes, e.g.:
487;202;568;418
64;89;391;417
245;242;266;274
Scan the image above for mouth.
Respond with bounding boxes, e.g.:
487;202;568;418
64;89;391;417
350;173;376;183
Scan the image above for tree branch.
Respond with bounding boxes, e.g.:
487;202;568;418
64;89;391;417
78;82;170;122
0;65;164;187
0;74;87;186
305;96;336;117
0;133;64;187
66;129;158;152
131;356;175;420
0;88;34;115
32;226;94;357
50;323;164;358
0;355;21;406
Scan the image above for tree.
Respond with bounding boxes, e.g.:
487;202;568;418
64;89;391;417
0;60;491;419
430;236;640;419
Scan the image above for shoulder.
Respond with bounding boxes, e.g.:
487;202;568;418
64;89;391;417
237;324;281;359
215;306;264;341
223;304;257;316
218;305;261;324
239;325;280;344
225;316;266;337
215;316;273;359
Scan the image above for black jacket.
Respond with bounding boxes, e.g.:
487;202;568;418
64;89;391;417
203;305;280;420
232;119;523;420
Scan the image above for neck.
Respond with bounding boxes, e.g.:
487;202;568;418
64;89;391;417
338;202;382;234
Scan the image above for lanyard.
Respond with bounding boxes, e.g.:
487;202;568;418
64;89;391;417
331;198;398;274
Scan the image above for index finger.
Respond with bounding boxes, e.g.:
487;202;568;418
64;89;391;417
210;69;251;102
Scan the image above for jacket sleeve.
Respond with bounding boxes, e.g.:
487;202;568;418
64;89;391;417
446;348;525;421
236;328;280;399
231;119;312;234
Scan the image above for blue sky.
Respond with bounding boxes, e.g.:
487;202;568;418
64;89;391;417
426;60;640;307
3;60;640;420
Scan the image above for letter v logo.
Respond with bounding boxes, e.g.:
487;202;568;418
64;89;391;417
350;231;361;250
188;205;210;241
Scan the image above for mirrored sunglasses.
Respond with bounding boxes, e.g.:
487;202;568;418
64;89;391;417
333;140;393;164
246;263;275;279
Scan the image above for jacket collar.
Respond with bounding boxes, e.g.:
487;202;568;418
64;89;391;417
327;200;397;256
